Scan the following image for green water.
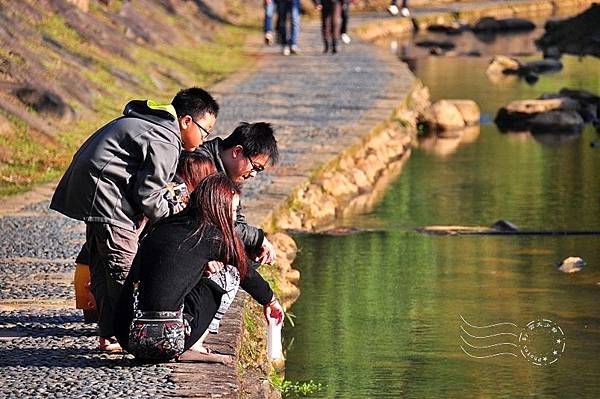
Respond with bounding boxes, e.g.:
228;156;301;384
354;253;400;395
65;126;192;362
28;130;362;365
284;28;600;398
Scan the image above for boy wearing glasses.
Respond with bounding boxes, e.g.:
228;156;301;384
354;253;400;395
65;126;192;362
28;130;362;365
51;87;219;351
194;122;279;265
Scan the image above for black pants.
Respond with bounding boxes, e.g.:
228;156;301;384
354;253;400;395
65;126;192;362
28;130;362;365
321;0;342;49
341;0;349;35
86;223;138;338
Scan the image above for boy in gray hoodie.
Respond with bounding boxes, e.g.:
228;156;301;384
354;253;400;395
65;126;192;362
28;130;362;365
51;87;219;350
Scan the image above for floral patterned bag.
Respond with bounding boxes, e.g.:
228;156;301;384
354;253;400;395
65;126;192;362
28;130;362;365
128;284;188;362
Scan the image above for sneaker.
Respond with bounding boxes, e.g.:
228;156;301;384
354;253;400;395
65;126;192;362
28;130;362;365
282;46;291;56
387;4;399;16
400;7;411;17
341;33;351;44
290;45;299;55
265;31;273;46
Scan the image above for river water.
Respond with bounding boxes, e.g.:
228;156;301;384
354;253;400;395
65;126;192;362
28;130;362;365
283;18;600;398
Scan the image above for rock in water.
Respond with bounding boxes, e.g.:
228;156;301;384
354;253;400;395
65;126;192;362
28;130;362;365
557;257;586;273
490;220;519;232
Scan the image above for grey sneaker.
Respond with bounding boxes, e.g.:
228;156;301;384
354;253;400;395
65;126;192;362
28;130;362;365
290;45;299;55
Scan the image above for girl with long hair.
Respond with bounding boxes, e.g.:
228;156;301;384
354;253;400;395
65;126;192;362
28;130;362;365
114;173;283;363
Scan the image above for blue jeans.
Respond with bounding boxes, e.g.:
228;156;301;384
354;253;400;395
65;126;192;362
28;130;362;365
264;1;274;33
277;0;300;47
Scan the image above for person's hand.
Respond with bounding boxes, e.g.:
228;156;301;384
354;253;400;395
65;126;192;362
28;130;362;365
315;4;322;10
255;237;276;265
205;260;225;276
263;298;284;325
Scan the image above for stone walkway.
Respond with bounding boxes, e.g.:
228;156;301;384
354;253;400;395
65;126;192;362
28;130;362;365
0;12;414;399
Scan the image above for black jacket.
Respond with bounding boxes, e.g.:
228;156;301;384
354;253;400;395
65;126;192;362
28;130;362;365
194;139;265;253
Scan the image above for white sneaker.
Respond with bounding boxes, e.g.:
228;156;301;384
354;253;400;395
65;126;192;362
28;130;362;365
282;46;291;56
265;31;273;46
400;7;410;17
387;4;399;16
341;33;351;44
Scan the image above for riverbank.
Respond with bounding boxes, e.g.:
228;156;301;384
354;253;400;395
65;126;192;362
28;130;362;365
357;0;595;41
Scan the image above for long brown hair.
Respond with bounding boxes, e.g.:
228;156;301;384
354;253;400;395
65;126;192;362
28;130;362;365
176;152;217;192
187;173;247;279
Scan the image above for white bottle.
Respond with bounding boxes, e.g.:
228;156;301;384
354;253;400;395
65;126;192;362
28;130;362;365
266;316;283;360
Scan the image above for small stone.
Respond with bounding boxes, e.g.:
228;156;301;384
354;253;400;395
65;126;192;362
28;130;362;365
557;257;585;273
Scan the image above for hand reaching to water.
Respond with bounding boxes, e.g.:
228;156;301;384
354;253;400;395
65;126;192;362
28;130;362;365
263;298;284;325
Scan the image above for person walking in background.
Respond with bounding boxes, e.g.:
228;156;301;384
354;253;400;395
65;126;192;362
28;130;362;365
264;0;275;45
315;0;343;54
340;0;352;45
388;0;410;17
50;88;219;352
277;0;301;55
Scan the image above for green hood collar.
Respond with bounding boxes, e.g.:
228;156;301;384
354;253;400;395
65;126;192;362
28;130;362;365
146;100;177;119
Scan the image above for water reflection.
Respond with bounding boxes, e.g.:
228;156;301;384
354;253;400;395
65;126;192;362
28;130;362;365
285;12;600;399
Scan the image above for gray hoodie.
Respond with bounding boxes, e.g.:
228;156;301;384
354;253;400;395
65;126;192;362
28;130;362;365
50;100;181;231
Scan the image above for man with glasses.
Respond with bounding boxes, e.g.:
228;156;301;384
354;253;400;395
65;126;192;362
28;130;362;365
51;87;219;351
194;122;279;265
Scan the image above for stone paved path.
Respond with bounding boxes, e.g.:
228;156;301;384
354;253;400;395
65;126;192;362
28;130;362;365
0;12;414;398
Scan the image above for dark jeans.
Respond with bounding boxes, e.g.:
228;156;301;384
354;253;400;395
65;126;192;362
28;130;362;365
86;223;138;338
321;0;342;47
341;0;349;35
277;0;300;46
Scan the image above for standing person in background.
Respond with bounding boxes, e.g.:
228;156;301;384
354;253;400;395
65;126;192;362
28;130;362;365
277;0;301;55
264;0;275;45
315;0;343;54
51;88;219;352
388;0;410;17
340;0;352;45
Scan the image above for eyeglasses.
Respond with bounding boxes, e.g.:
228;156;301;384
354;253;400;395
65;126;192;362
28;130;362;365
191;119;211;140
244;151;265;174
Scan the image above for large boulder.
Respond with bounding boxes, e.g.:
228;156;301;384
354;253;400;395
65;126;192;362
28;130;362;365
504;98;579;114
536;4;600;58
429;100;466;131
415;40;456;50
14;85;74;122
486;55;521;76
473;17;535;32
495;98;585;133
448;99;480;126
528;111;585;133
427;22;469;35
499;18;536;31
520;59;563;74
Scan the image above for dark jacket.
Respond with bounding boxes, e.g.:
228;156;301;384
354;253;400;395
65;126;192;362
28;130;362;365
194;139;265;252
113;217;273;350
50;100;182;231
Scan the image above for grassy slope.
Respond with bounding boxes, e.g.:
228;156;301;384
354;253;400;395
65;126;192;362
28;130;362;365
0;0;260;197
